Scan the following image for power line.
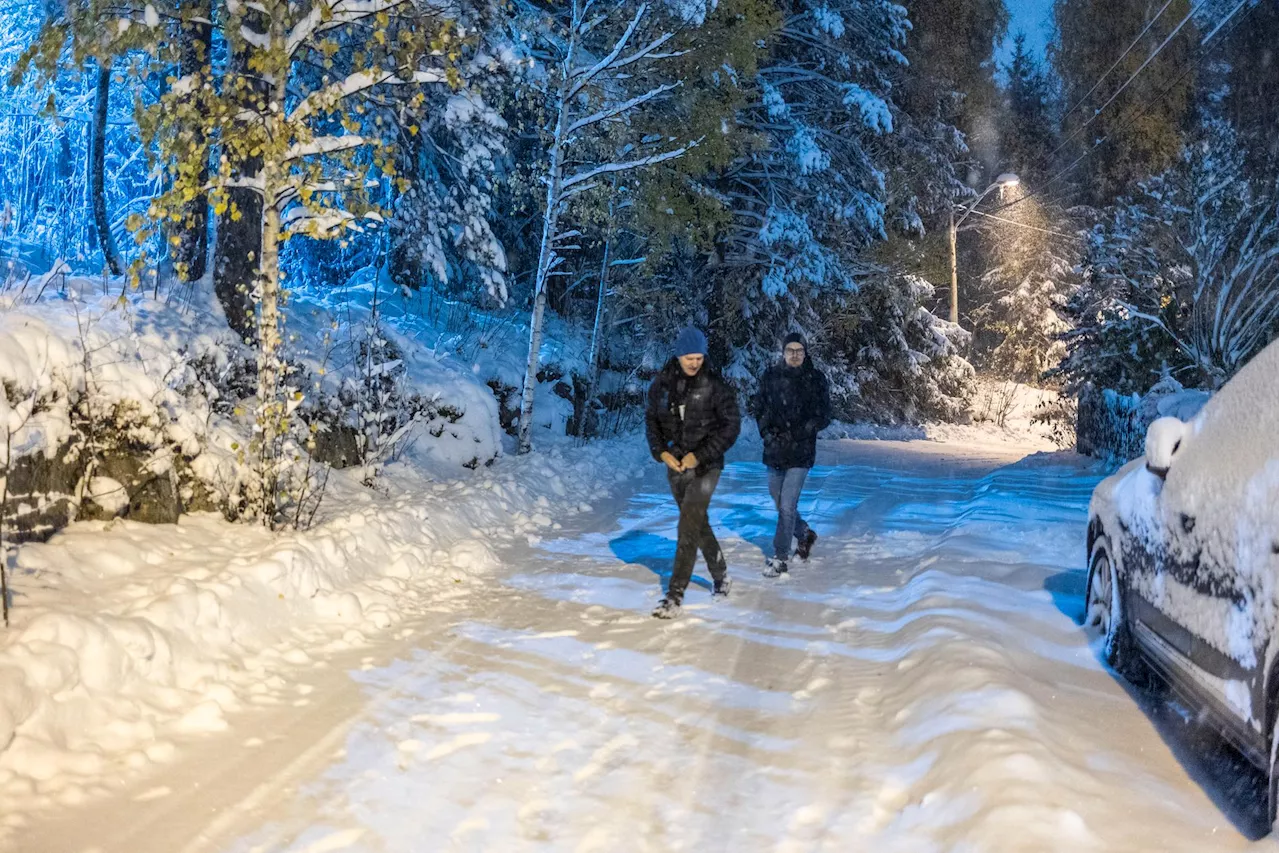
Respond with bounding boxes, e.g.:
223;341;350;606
965;207;1079;238
919;0;1200;228
1046;0;1206;166
985;0;1257;219
1057;0;1178;127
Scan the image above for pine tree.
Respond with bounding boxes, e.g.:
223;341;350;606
898;0;1008;171
1002;34;1056;185
1053;118;1278;393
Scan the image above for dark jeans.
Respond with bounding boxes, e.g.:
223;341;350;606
768;466;811;561
666;468;726;602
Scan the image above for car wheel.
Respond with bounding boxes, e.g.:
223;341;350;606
1085;543;1145;684
1269;707;1278;833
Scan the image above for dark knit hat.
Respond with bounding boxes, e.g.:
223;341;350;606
783;332;807;350
674;327;708;357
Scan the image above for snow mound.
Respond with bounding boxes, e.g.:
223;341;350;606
0;438;647;819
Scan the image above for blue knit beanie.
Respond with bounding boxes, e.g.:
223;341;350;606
673;327;708;357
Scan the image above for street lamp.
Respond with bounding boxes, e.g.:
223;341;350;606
947;172;1019;325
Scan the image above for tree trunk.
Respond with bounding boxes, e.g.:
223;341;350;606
212;37;262;339
587;193;616;405
213;187;261;338
516;197;560;453
516;37;576;454
90;59;122;277
948;207;959;325
254;162;283;525
173;4;211;282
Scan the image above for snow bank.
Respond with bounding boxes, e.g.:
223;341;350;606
0;437;647;818
817;380;1062;453
1077;374;1211;464
0;267;652;823
0;279;237;466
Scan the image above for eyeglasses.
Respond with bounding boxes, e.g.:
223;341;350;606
784;347;805;355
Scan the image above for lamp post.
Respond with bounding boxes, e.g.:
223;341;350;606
948;172;1019;325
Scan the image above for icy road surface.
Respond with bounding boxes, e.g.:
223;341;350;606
21;441;1274;852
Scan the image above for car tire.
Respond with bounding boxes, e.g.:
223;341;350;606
1085;540;1147;686
1268;695;1278;833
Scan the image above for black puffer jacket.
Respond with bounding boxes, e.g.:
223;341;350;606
645;359;741;475
753;361;831;469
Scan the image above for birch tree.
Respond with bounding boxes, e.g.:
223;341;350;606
515;0;697;454
137;0;457;523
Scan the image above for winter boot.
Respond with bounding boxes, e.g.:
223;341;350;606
763;558;788;579
713;576;732;598
652;596;681;619
796;529;818;561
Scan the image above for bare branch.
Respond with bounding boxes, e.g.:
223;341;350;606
561;140;697;191
291;68;447;122
566;82;679;135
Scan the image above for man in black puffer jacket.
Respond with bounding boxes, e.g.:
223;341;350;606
645;327;741;618
752;332;831;577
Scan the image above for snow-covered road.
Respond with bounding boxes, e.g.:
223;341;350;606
21;441;1274;852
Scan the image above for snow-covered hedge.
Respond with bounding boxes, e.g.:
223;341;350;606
1076;375;1210;464
0;267;530;540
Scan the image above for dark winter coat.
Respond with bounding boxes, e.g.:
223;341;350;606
752;361;831;470
645;359;741;475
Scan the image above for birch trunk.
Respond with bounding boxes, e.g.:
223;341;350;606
515;150;564;454
516;27;577;455
254;43;289;525
587;192;616;403
256;161;283;525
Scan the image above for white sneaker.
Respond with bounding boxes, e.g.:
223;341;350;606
652;596;681;619
762;558;788;578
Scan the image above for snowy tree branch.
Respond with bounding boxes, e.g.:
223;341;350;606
566;82;679;135
561;141;697;190
283;134;367;161
291;68;447;122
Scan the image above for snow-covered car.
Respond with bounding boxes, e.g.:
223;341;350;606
1084;339;1279;827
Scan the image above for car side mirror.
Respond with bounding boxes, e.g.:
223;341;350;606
1145;416;1187;480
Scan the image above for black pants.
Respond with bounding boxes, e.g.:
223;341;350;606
666;468;726;602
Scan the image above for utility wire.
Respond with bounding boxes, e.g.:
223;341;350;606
1045;0;1206;165
913;0;1195;226
1057;0;1178;128
964;207;1079;239
984;0;1256;219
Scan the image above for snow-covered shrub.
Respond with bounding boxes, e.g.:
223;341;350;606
0;279;256;541
822;274;975;424
970;378;1023;428
1031;395;1077;450
1054;119;1278;396
288;269;503;477
1076;372;1211;463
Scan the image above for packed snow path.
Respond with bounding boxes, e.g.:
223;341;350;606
21;441;1273;853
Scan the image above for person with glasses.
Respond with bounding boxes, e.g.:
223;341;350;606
752;332;831;578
